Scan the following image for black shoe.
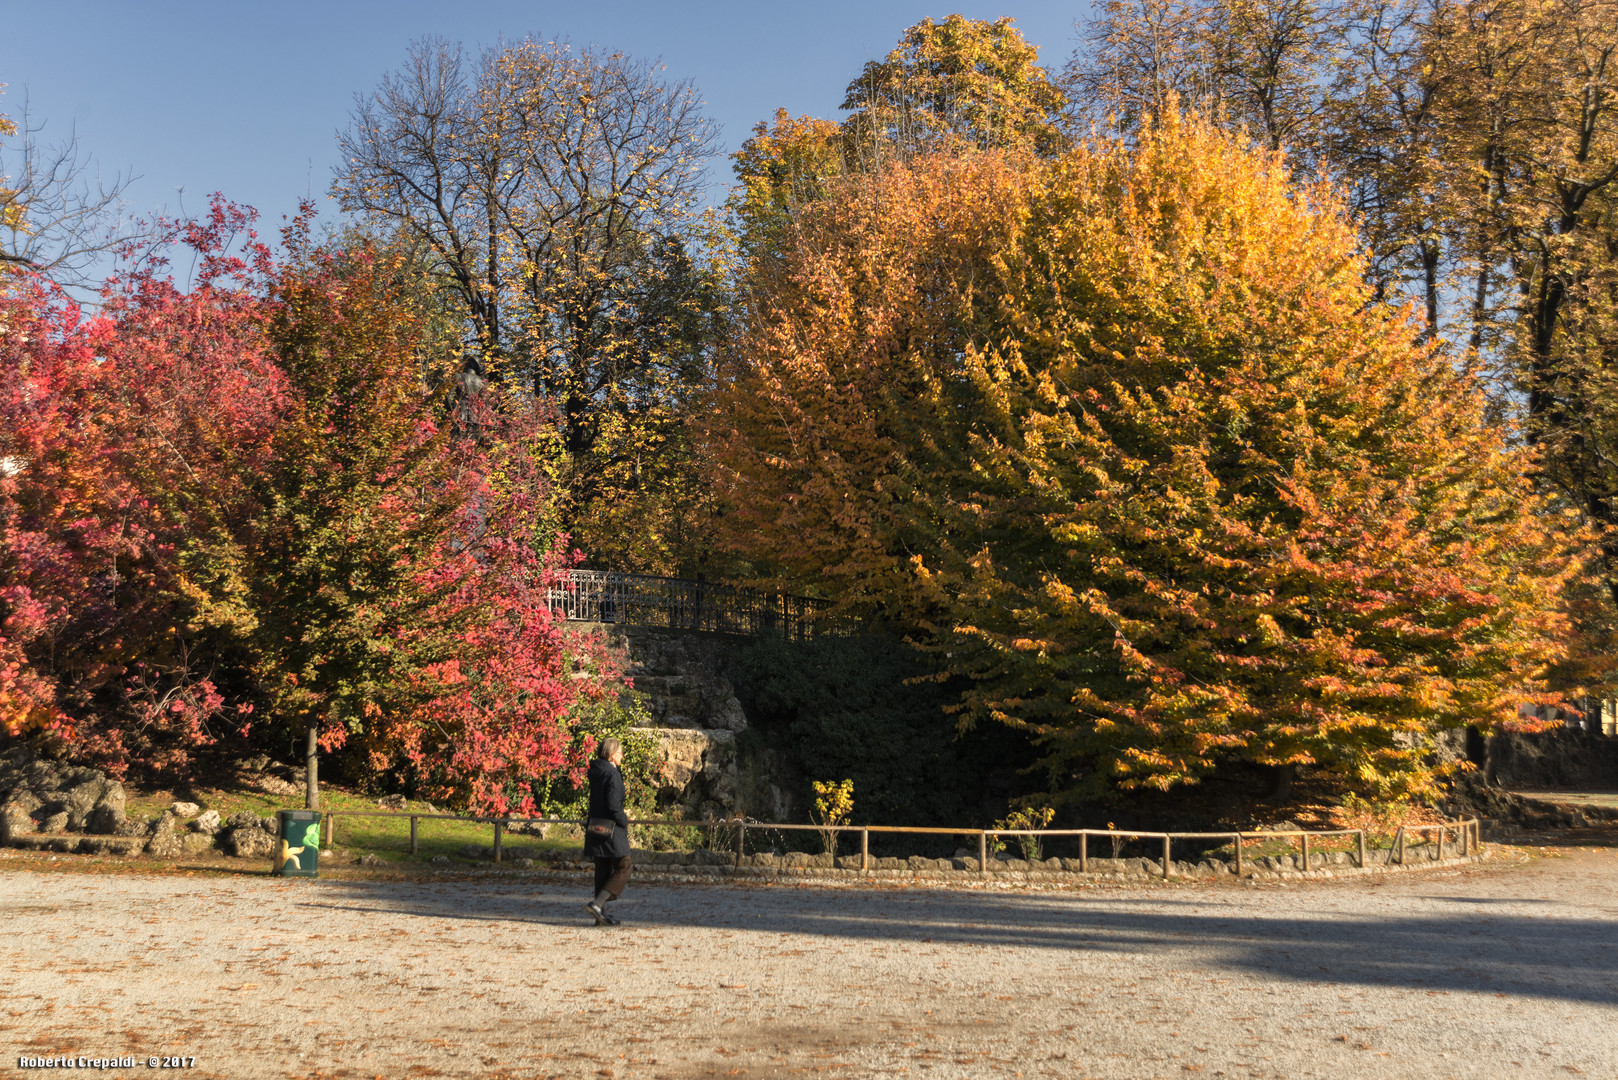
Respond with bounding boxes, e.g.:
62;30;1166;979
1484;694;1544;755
584;902;606;926
601;911;621;926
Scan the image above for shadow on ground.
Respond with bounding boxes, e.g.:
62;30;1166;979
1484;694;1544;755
292;866;1618;1008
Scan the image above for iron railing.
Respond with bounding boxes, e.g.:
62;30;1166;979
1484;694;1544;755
544;570;855;640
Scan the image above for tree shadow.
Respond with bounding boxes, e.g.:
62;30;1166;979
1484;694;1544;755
294;875;1618;1006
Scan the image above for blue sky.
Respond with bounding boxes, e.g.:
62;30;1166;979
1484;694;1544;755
2;2;1091;241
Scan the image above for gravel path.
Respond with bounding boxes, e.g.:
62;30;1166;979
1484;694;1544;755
3;847;1615;1079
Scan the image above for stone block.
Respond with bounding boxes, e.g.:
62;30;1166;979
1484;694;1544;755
145;832;183;858
180;832;214;855
193;809;222;835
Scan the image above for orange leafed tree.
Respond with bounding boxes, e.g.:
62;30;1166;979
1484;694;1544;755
713;113;1584;799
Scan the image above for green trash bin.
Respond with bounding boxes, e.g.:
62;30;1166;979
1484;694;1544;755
274;810;322;877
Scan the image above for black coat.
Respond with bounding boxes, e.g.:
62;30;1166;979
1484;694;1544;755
583;758;630;860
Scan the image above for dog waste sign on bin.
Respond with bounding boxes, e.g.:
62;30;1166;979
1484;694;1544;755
275;810;321;877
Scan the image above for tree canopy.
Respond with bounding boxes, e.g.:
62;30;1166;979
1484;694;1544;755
713;114;1582;798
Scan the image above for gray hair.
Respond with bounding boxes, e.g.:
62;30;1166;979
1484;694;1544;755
596;737;622;761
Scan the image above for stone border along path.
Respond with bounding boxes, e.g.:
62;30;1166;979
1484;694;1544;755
3;841;1613;1080
423;849;1491;891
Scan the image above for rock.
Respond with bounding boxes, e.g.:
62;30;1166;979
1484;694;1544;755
377;794;406;810
169;801;200;818
353;853;383;867
112;815;146;837
514;857;534;869
145;831;183;858
7;789;43;815
430;855;452;866
193;809;222;835
180;832;215;855
37;811;69;834
835;855;863;870
254;775;300;798
0;801;36;841
224;811;264;831
221;826;276;859
545;822;583;842
86;803;128;834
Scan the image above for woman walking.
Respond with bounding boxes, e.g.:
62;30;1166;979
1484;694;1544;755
583;737;632;926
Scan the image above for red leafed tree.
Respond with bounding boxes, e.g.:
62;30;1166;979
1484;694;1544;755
0;202;284;773
2;198;625;809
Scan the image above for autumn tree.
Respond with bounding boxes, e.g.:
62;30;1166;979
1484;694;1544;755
1069;0;1341;157
0;83;146;291
842;15;1069;158
729;17;1068;272
333;36;722;572
0;200;286;771
2;200;624;809
713;116;1581;800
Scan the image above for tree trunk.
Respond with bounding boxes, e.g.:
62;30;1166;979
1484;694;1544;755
304;720;320;810
1269;762;1295;802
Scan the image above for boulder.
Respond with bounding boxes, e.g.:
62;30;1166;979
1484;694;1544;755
430;854;452;866
254;775;300;798
221;826;275;859
145;831;184;858
37;811;69;834
193;809;222;834
0;801;36;841
86;804;128;835
179;832;214;855
170;801;200;818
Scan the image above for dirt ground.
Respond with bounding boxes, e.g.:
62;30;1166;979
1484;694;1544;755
2;842;1614;1080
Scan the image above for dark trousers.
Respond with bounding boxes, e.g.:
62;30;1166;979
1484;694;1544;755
594;856;632;901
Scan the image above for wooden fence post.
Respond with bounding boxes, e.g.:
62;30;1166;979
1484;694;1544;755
1396;827;1405;866
409;815;418;856
326;813;335;849
1079;831;1087;874
1234;834;1243;878
979;831;988;875
1356;830;1365;868
1162;835;1172;878
861;829;869;872
1301;833;1310;873
735;822;746;868
493;820;502;864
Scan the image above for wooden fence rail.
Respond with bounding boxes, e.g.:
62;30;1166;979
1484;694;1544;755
315;811;1480;879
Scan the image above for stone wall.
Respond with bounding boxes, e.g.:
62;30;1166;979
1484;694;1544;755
599;626;797;822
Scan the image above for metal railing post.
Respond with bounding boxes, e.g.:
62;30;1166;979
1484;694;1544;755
409;815;418;856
